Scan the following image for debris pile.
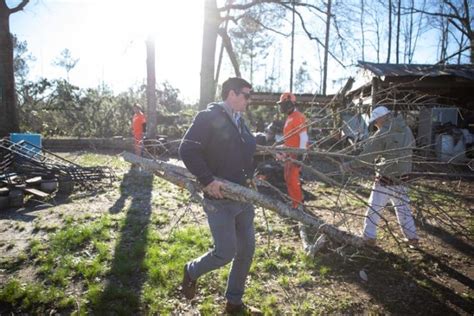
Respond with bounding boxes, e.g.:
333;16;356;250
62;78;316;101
0;139;116;209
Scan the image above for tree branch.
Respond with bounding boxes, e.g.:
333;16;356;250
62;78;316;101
436;45;470;64
217;28;241;77
247;15;289;37
122;152;366;248
280;3;346;68
218;0;326;16
9;0;29;14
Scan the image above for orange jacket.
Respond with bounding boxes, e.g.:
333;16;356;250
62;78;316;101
283;110;307;148
132;112;146;138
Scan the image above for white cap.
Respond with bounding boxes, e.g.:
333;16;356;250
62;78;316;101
368;106;390;124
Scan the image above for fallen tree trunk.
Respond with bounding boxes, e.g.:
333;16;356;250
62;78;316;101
122;152;365;248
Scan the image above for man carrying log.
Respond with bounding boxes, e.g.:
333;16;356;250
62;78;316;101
178;77;261;314
341;105;419;247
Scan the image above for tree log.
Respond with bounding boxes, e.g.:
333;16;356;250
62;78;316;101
122;152;365;248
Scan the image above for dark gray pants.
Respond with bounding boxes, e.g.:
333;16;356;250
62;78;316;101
187;198;255;305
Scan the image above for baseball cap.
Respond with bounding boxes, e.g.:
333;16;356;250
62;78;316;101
368;106;390;124
277;92;296;104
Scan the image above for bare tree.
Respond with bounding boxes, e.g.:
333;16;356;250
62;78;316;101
322;0;332;95
52;48;79;82
360;0;365;61
199;0;342;109
412;0;473;64
199;0;220;109
387;0;393;63
403;0;427;63
229;7;278;85
146;37;157;139
0;0;29;137
396;0;401;63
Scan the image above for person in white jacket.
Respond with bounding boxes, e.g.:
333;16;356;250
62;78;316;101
342;106;419;247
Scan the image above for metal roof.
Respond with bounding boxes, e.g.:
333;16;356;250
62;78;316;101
249;92;333;106
358;61;474;80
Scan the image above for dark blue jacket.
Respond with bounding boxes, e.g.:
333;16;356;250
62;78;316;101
179;103;256;187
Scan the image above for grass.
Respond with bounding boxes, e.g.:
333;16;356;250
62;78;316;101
1;152;472;315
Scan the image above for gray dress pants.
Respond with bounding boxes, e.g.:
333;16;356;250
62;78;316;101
187;198;255;305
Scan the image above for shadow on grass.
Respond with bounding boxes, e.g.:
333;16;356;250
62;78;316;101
0;188;106;223
0;206;37;222
417;219;474;258
321;245;474;315
94;167;154;314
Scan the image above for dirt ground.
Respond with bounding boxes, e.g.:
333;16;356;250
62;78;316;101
0;151;473;314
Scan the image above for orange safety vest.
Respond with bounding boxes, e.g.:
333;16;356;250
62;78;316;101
283;110;307;148
132;112;146;139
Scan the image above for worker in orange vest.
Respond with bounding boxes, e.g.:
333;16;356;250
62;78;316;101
276;92;308;209
132;103;147;156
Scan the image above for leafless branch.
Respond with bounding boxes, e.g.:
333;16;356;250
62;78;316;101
8;0;29;14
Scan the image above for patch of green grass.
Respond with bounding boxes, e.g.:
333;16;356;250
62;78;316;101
141;226;211;314
277;275;290;289
277;245;295;261
261;257;280;273
261;294;279;313
73;153;128;170
0;254;27;272
151;213;170;226
0;279;73;313
296;271;314;287
319;265;331;278
198;295;220;315
5;215;115;313
245;282;264;304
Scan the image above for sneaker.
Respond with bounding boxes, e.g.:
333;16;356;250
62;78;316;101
363;238;377;247
225;302;262;315
181;264;197;299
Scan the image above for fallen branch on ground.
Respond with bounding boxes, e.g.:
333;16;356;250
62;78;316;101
121;152;365;248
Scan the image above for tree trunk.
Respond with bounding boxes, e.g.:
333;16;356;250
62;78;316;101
330;77;354;129
0;1;20;137
146;37;157;139
214;8;231;84
405;0;414;63
360;0;365;61
122;152;366;248
440;15;449;63
290;0;296;92
217;27;241;78
395;0;401;64
386;0;392;63
470;33;474;64
371;76;382;107
199;0;220;109
322;0;332;96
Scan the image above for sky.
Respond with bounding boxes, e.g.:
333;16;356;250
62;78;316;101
9;0;205;103
8;0;355;103
8;0;459;103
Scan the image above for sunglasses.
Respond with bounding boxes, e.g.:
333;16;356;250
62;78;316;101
239;91;251;100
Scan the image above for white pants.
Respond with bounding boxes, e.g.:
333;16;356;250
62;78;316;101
363;182;418;240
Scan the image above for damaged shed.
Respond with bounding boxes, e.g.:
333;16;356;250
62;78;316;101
345;61;474;161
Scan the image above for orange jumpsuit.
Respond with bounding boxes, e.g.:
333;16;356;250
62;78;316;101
283;110;307;208
132;112;146;156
